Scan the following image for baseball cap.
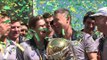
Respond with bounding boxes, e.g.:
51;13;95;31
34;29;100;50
90;7;107;17
83;11;95;23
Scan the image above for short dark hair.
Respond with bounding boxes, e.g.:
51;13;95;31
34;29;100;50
83;11;95;24
21;23;28;28
43;12;52;19
29;15;43;29
11;19;21;24
54;8;71;23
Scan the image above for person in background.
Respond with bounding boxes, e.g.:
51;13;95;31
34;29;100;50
0;12;10;60
90;7;107;60
43;12;54;38
72;11;98;60
82;11;97;40
20;23;28;41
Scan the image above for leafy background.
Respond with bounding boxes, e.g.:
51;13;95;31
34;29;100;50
0;0;32;24
34;0;107;31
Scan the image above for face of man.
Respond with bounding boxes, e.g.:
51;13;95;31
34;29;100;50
84;18;95;31
0;16;10;37
20;25;28;36
52;13;68;34
95;16;107;33
34;19;47;38
9;21;21;39
45;16;53;28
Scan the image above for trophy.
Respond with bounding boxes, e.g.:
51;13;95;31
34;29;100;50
46;38;77;60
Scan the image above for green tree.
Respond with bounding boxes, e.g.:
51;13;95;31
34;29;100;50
0;0;32;24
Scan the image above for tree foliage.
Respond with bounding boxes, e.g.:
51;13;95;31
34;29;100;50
0;0;32;24
33;0;107;31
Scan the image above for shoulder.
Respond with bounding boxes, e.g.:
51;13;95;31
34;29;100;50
81;32;95;43
82;32;92;39
20;40;31;49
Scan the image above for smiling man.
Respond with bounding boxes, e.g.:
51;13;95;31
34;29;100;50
52;8;72;39
3;20;24;60
8;20;22;43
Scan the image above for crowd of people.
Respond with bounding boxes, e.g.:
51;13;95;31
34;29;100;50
0;7;107;60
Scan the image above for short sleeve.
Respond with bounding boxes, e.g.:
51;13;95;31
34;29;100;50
84;35;97;53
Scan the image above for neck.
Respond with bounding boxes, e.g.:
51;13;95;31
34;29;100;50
64;25;72;39
34;36;44;49
8;36;19;43
83;29;93;35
